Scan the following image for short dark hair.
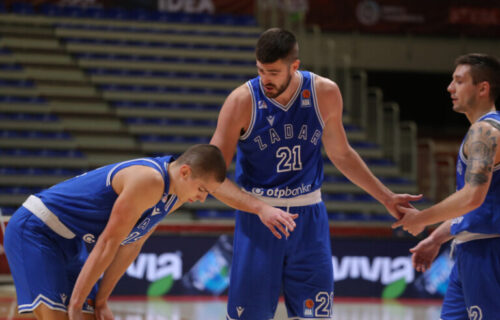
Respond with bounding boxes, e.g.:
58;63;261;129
455;53;500;102
176;144;226;183
256;28;298;64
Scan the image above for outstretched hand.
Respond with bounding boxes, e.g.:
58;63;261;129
409;236;441;272
391;205;425;236
258;207;298;239
385;193;423;219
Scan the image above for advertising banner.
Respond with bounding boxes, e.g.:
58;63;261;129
113;234;453;299
3;0;254;15
305;0;500;37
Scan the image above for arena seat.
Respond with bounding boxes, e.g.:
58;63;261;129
0;5;423;223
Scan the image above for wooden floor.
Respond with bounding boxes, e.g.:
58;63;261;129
0;289;443;320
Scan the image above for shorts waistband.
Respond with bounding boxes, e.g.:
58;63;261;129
243;188;322;207
22;195;76;239
454;231;500;244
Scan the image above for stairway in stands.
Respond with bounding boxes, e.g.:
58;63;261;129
0;3;419;224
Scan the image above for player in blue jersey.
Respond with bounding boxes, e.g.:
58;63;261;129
393;53;500;320
209;28;422;320
4;144;228;320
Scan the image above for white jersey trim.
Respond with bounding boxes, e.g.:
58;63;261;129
106;158;164;187
22;195;76;239
311;73;325;129
241;82;257;141
243;189;322;207
454;231;500;244
18;294;94;314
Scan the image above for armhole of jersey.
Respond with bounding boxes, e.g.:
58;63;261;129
106;158;165;187
310;73;325;129
458;142;467;164
240;81;256;141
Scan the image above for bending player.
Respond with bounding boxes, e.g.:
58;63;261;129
5;144;226;320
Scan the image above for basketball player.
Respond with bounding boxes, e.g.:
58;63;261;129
209;28;422;320
4;144;227;320
393;53;500;320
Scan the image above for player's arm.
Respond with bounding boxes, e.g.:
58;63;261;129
93;226;156;318
210;85;297;238
68;166;164;317
394;121;500;233
317;76;421;219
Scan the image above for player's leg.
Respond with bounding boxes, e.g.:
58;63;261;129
440;248;468;320
4;207;96;318
282;203;334;319
460;237;500;320
226;211;286;320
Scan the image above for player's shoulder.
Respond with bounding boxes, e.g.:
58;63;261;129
480;114;500;133
311;73;340;96
472;116;500;133
226;82;252;105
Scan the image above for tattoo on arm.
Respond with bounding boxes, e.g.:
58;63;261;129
464;125;498;186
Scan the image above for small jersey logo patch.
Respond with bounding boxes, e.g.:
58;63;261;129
236;306;244;317
304;298;315;316
83;233;95;244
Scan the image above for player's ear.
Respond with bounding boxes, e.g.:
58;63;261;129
179;164;192;180
478;81;490;98
291;59;300;71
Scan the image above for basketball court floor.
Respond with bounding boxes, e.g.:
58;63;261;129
0;287;443;320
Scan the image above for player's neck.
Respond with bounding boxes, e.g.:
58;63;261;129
274;71;300;106
166;162;177;195
467;103;496;123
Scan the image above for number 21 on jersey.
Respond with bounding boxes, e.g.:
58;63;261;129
276;145;302;172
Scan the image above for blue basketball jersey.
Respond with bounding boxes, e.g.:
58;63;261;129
32;156;177;245
451;111;500;235
235;71;324;198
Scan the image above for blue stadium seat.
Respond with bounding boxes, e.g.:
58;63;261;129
0;130;71;139
0;113;58;121
138;135;209;143
0;148;84;158
0;187;42;195
0;96;46;103
86;68;249;81
0;167;84;176
11;2;34;14
125;117;215;126
112;101;220;111
0;79;34;88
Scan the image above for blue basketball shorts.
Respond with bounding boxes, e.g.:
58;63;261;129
440;237;500;320
227;201;334;320
4;207;97;314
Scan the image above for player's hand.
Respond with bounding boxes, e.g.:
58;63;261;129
385;193;423;220
67;303;84;320
391;205;425;236
95;301;114;320
409;236;441;272
258;207;298;239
